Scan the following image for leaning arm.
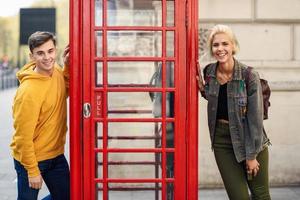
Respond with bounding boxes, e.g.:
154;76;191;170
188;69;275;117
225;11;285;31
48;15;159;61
62;45;70;95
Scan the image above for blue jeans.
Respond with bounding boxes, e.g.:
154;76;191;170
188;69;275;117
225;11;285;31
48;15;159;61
14;154;70;200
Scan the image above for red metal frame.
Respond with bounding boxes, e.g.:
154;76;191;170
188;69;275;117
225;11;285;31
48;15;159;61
70;0;198;199
186;0;199;199
69;0;82;199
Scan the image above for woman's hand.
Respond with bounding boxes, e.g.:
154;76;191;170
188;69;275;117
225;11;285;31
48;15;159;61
246;159;260;177
196;62;205;92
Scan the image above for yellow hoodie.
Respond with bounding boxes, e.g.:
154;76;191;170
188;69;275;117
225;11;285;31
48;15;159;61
10;61;69;177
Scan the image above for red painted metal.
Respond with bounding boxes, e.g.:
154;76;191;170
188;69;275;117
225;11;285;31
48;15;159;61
70;0;199;199
69;0;82;199
82;0;92;199
186;0;199;199
174;0;188;199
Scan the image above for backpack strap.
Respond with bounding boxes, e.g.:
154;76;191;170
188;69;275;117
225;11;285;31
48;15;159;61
244;66;271;120
149;65;162;101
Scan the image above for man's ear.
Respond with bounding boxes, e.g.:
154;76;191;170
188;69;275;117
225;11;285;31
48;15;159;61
29;53;33;61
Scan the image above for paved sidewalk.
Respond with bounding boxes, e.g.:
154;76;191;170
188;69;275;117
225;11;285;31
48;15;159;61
199;186;300;200
1;88;300;199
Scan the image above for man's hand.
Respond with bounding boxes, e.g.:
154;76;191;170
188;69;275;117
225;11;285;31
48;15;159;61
63;44;70;67
28;175;43;189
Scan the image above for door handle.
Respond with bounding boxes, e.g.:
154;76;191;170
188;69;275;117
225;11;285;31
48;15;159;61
83;103;91;118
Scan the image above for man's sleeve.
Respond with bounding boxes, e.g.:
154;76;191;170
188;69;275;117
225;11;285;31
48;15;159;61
13;98;41;177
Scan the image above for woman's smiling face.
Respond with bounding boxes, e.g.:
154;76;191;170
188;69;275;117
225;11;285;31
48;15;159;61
211;33;234;64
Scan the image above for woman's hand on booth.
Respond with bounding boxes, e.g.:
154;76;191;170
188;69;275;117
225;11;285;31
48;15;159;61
196;61;205;92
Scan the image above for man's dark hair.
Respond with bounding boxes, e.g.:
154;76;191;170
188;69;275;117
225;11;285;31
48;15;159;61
28;31;56;53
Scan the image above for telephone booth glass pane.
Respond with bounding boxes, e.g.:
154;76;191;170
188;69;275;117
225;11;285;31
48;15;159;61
95;153;103;178
166;122;174;148
96;183;103;200
96;122;103;148
96;62;103;87
166;183;174;200
166;1;175;27
166;62;174;87
95;31;103;57
107;61;162;87
108;153;162;179
108;183;162;200
95;0;103;26
166;31;174;57
166;92;174;118
107;31;162;57
107;0;162;26
107;92;161;118
166;152;174;178
108;122;162;149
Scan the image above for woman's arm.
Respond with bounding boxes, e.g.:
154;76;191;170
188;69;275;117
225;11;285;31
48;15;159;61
245;70;264;160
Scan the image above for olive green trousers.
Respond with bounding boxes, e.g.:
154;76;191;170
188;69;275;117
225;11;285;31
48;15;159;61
213;121;271;200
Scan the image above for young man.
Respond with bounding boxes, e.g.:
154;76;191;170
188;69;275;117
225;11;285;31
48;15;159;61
10;31;70;200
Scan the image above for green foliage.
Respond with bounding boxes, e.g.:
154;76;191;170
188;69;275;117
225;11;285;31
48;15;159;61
0;0;69;68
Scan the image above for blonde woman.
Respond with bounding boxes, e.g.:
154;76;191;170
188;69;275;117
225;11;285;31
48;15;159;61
198;24;271;200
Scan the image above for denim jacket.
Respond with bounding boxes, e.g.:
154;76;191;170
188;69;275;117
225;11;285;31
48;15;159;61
203;59;269;162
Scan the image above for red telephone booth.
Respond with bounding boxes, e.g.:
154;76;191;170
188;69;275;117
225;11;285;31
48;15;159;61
69;0;198;199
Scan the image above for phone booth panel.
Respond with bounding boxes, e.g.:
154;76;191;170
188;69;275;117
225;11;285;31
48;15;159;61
70;0;198;200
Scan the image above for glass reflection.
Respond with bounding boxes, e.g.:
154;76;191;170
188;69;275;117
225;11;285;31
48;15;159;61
107;0;162;26
107;122;162;149
166;183;174;200
109;183;161;200
96;62;103;86
107;61;162;87
166;31;174;57
96;122;103;149
95;183;103;200
95;0;102;26
95;31;103;57
95;153;103;178
108;153;162;179
166;62;174;87
166;122;174;148
166;0;175;27
166;92;174;118
107;92;160;118
107;31;162;57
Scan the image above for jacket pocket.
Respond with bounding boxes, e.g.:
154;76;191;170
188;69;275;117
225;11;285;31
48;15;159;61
235;95;247;119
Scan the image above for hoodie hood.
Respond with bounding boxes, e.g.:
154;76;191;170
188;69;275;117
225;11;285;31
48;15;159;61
16;61;54;83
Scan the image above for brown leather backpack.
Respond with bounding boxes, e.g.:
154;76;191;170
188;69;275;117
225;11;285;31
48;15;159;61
245;67;271;120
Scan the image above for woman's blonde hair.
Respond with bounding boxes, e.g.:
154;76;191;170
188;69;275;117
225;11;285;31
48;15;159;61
207;24;239;56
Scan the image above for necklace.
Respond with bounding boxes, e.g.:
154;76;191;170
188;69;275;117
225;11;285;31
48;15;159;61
217;69;233;84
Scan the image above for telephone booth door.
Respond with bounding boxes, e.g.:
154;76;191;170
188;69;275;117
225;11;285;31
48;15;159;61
70;0;198;199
